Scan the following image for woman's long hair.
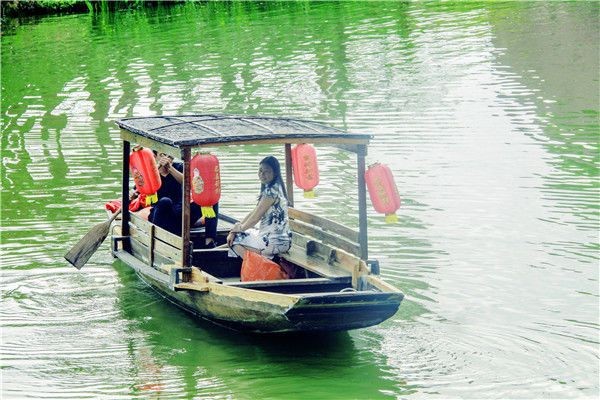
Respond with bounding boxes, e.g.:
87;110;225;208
259;156;288;199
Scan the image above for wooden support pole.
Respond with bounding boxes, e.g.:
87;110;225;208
285;143;294;207
181;147;192;269
121;140;131;251
149;224;155;268
357;144;368;261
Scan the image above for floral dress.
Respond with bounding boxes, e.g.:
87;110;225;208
230;182;291;258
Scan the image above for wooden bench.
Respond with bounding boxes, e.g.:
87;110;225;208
226;277;349;288
280;244;350;279
225;277;352;294
288;208;360;257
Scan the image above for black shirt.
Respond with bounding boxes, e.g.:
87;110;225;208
157;162;183;204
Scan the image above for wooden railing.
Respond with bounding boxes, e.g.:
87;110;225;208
288;208;360;257
128;213;183;267
281;208;365;280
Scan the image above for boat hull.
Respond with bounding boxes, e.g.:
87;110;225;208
284;292;402;332
114;249;403;333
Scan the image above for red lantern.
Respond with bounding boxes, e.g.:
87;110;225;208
190;153;220;218
291;144;319;198
365;163;401;223
129;147;161;206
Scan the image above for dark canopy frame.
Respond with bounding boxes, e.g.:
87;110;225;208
118;114;372;267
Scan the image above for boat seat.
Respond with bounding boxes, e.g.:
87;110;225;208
190;215;236;235
225;277;352;294
280;245;350;279
226;277;350;288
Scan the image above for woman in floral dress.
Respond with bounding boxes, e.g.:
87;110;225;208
227;156;291;259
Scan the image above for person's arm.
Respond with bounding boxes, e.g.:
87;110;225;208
227;196;275;246
158;156;183;184
166;164;183;184
234;196;275;232
236;212;252;227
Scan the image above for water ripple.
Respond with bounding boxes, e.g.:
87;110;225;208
2;1;598;399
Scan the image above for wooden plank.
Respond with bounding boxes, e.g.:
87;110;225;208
289;219;360;257
367;275;403;293
130;213;181;249
159;259;223;284
120;130;179;159
156;263;179;275
174;282;210;292
114;249;171;284
192;247;229;254
226;277;350;288
191;266;208;284
173;266;210;292
289;231;361;275
227;277;331;287
281;245;349;279
288;208;359;243
329;247;361;272
129;224;181;263
130;236;181;268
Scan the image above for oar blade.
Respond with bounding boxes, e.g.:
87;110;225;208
65;209;122;270
64;220;111;269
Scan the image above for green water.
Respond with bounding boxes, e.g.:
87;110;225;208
2;2;598;399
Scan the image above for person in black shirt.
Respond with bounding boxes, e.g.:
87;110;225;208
149;152;218;247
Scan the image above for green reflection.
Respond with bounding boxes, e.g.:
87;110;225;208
113;260;406;399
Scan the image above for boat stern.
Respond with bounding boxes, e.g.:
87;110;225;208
284;291;403;332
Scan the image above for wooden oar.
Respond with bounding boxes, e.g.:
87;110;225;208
192;243;229;253
64;209;122;269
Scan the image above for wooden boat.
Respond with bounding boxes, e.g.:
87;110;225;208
110;115;404;333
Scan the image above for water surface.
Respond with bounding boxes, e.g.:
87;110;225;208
2;2;598;399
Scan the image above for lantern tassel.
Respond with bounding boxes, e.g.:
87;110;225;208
201;206;216;218
384;213;398;224
145;193;158;206
303;190;315;198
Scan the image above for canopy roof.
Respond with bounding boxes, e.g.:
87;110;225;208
116;114;371;148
